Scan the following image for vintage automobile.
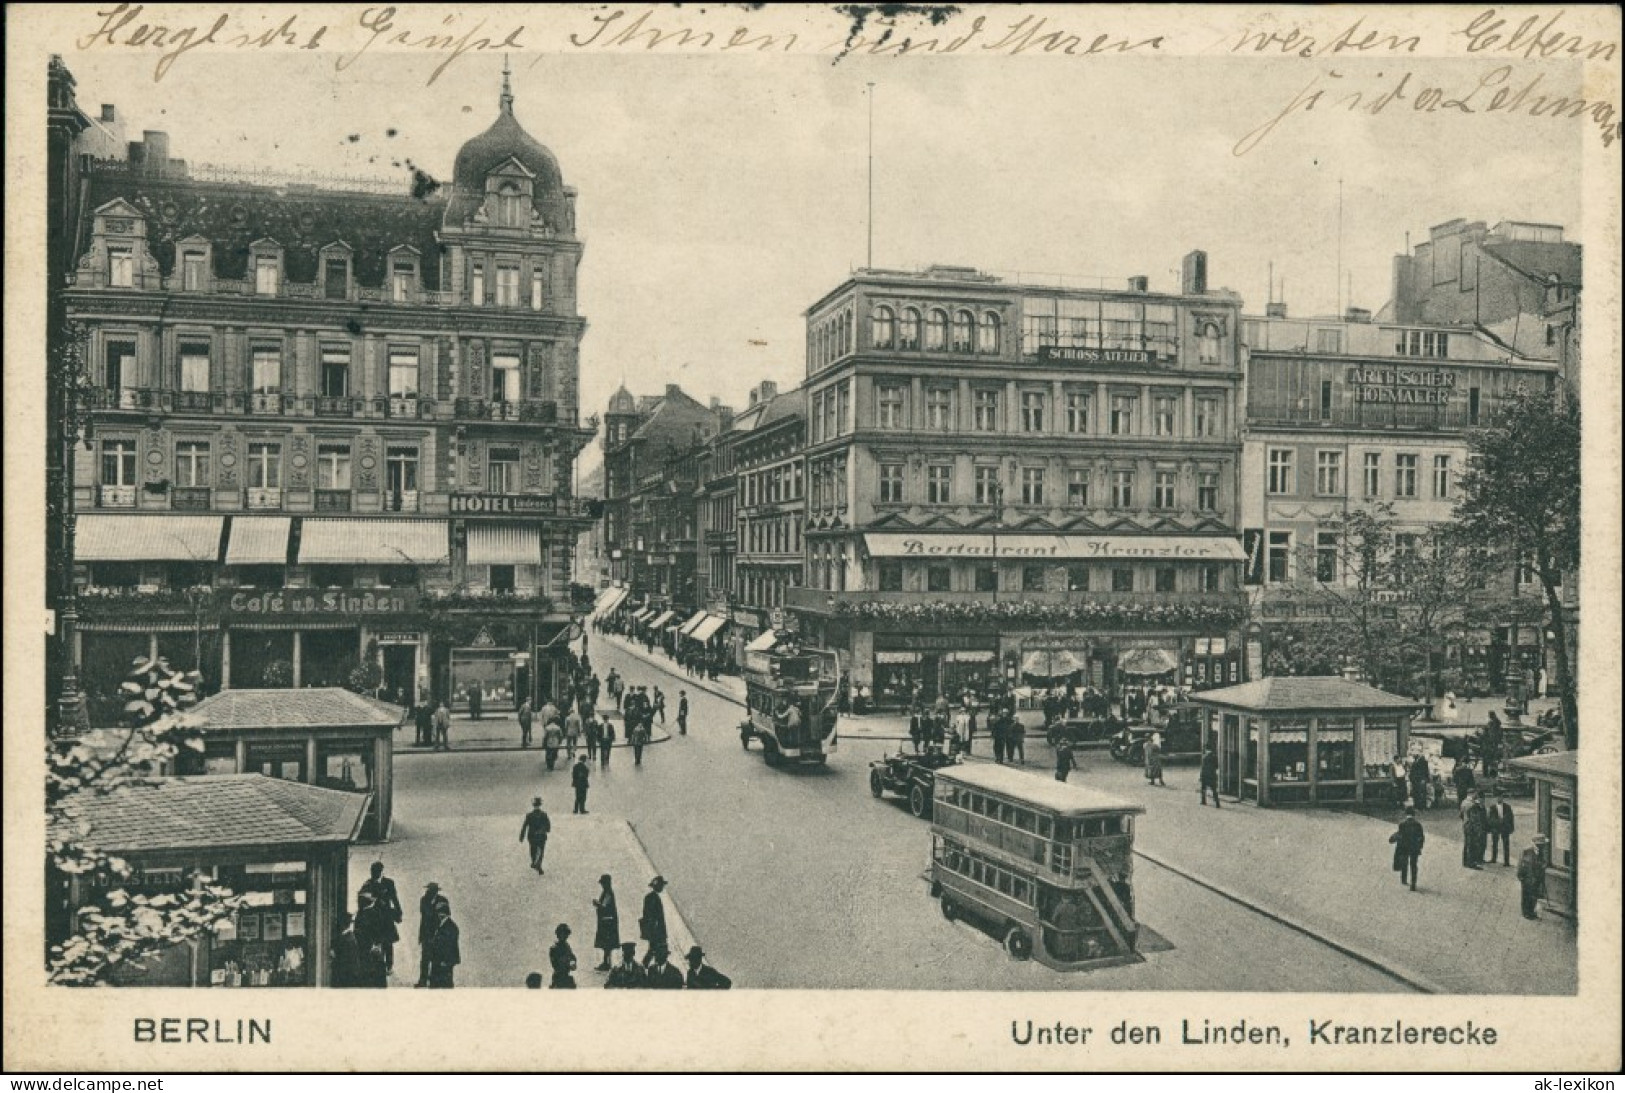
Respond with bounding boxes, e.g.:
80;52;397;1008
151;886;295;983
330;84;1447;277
1109;705;1203;764
869;749;963;818
1045;714;1128;749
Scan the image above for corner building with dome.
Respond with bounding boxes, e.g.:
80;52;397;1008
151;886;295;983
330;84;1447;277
54;61;596;728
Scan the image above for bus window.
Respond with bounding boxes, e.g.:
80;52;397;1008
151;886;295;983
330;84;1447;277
1014;808;1036;833
1104;817;1124;836
997;871;1013;896
1051;842;1073;876
1053;819;1072;841
1012;876;1031;903
1038;816;1051;839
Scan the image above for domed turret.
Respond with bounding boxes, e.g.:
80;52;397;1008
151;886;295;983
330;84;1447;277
444;63;570;233
607;384;636;415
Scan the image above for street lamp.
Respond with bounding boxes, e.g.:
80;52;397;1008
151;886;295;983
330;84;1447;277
988;478;1004;604
52;325;93;736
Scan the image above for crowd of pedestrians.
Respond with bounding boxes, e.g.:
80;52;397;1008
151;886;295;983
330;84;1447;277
332;862;462;989
591;607;731;682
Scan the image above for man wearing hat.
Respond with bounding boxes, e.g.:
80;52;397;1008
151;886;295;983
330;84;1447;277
415;882;442;987
593;874;620;970
1389;806;1426;892
640;876;669;965
644;944;684;989
425;896;461;988
1517;836;1549;919
605;942;644;989
520;796;552;875
684;945;732;989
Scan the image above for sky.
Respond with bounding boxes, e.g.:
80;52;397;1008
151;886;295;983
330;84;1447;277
55;43;1586;475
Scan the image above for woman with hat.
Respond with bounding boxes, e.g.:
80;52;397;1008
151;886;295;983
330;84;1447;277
548;923;578;989
593;874;621;970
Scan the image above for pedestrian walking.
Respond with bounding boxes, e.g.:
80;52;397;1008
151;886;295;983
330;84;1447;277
433;700;451;751
593;874;620;970
543;719;564;771
653;686;666;725
425;898;460;988
1517;836;1549;919
1054;742;1075;783
571;754;591;814
600;719;615;769
1489;793;1515;865
640;876;669;965
677;691;689;736
358;861;403;975
468;686;483;723
643;945;684;989
1199;747;1221;807
565;706;583;758
631;719;649;766
1460;791;1487;869
589;673;602;709
1389;806;1425;891
549;924;578;989
584;713;602;761
414;700;434;748
990;713;1007;764
415;882;441;987
521;796;552;875
1145;736;1166;787
518;698;534;748
605;942;644;989
1008;716;1025;764
332;912;363;988
684;946;732;989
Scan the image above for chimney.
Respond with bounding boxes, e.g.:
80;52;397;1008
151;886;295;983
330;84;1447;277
1181;250;1208;295
1127;276;1149;293
1265;302;1288;319
100;104;116;122
1343;307;1371;323
709;397;722;410
758;380;778;401
665;383;681;399
748;389;759;408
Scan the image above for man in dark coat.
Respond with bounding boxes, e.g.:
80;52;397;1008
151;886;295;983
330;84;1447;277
684;946;731;989
599;719;616;769
644;945;684;989
1389;806;1425;891
521;797;552;874
414;700;434;747
1409;753;1432;809
1461;791;1488;869
331;912;363;988
571;755;591;814
425;898;461;988
1481;712;1504;779
1199;748;1221;807
677;690;689;736
1517;836;1549;919
468;686;483;722
1489;793;1516;865
640;876;669;965
593;874;620;970
353;893;391;987
605;942;644;989
358;861;403;975
1054;742;1076;783
415;882;441;987
1452;756;1476;805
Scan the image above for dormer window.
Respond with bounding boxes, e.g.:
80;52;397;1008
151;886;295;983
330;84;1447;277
109;247;134;288
324;257;349;300
254;254;280;295
182;251;207;291
391;260;415;302
495;181;526;228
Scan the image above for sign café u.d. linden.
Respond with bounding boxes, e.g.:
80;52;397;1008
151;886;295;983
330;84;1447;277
227;589;418;617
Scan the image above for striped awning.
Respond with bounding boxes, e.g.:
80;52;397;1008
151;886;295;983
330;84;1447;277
225;517;291;566
649;609;676;630
598;587;630;616
744;629;780;653
298;519;449;565
77;514;223;562
690;615;728;643
677;610;708;636
467;524;542;566
631;608;654;623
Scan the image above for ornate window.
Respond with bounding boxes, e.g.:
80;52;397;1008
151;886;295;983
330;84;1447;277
926;309;948;351
952;310;974;353
978;312;1001;354
871;305;895;349
899;308;922;351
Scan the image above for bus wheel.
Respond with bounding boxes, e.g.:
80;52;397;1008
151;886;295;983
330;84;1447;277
940;895;958;922
869;769;885;798
1004;925;1033;961
909;784;931;819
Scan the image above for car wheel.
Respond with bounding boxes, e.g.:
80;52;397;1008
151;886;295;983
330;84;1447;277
909;784;931;819
940;896;958;922
1004;925;1033;961
869;769;885;798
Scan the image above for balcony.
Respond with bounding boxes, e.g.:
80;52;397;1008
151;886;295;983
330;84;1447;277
454;397;559;424
786;586;1246;630
245;487;283;511
171;487;212;511
381;489;421;513
387;396;434;419
314;489;352;512
88;387;158;411
249;393;285;415
173;390;219;413
313;395;361;418
98;484;137;508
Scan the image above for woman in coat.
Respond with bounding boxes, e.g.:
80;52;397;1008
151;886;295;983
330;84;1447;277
592;874;621;970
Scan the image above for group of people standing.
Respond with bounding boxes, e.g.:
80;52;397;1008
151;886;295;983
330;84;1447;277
1388;789;1551;920
332;862;461;989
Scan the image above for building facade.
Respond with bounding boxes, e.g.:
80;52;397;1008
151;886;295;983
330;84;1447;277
788;259;1250;706
731;381;806;654
58;72;595;720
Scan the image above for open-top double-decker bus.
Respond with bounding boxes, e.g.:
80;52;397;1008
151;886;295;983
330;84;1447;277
929;762;1145;970
738;638;839;768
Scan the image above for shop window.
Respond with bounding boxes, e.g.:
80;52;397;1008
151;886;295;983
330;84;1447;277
927;566;951;593
91;562;141;589
1199;565;1221;592
1111;568;1134;593
1022;565;1046;592
485;565;512;592
1268;725;1309;784
1317;724;1356;782
1154;567;1176;593
878;562;904;592
974;565;997;592
317;741;374;792
1067;565;1090;592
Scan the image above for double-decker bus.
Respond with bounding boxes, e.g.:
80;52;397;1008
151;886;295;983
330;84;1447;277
929;763;1145;970
739;639;839;767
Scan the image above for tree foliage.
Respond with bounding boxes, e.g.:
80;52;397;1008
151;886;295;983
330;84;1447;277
47;656;245;986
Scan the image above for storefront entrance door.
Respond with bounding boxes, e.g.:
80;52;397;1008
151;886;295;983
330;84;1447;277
382;645;416;707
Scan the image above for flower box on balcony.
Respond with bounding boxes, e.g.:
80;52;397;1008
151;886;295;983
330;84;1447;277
245;487;283;511
314;489;352;512
98;485;137;508
171;487;212;511
250;393;284;415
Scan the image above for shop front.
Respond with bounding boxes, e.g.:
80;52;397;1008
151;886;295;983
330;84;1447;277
48;774;365;987
1506;751;1578;921
1190;676;1417;807
870;632;1000;707
176;687;399;841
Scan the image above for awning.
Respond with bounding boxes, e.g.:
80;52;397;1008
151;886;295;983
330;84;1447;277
744;629;780;654
467;524;541;566
677;610;709;636
631;608;654;623
649;609;677;630
1119;648;1179;676
690;615;728;643
595;587;625;613
225;516;291;566
863;532;1247;562
1022;648;1089;678
78;514;223;562
299;519;448;565
598;587;630;616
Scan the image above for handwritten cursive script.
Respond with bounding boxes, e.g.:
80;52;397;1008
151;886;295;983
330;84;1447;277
337;7;528;83
77;3;327;81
